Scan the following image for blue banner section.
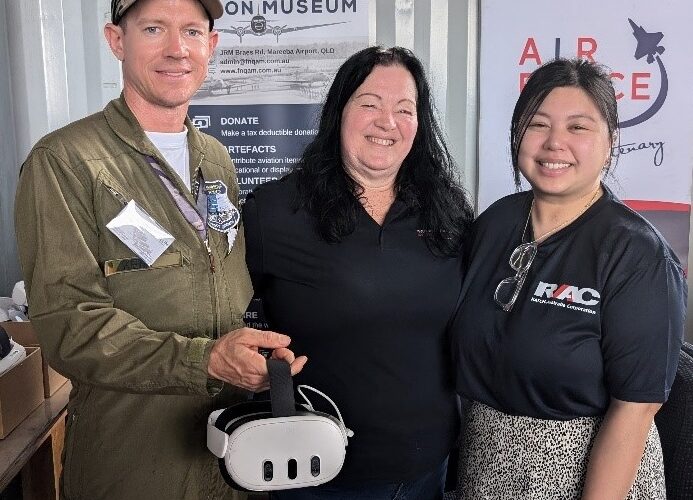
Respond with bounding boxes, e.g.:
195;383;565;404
189;103;320;200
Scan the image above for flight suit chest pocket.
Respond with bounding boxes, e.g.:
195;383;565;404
95;175;136;256
96;176;198;335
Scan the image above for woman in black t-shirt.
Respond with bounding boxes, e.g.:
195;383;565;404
452;59;686;499
244;47;474;499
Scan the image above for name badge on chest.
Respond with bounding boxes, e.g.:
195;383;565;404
106;200;175;266
204;180;240;252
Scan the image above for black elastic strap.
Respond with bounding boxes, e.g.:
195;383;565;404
267;358;296;417
213;400;272;432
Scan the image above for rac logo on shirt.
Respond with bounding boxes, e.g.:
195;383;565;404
531;281;601;315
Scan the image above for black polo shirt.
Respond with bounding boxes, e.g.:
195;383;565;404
242;173;461;484
452;185;686;420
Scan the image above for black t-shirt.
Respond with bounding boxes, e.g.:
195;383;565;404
242;173;461;483
452;185;686;420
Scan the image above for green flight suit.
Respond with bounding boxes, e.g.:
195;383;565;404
15;95;252;500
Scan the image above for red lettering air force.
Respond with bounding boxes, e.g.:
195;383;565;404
518;37;651;101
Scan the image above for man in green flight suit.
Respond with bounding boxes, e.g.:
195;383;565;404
14;0;307;498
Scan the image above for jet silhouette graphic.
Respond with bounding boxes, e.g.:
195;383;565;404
628;18;665;64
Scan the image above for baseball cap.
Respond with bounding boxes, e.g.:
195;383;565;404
111;0;224;25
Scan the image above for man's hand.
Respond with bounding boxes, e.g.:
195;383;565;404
207;327;308;391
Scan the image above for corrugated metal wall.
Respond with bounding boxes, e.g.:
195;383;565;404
371;0;479;203
0;0;19;297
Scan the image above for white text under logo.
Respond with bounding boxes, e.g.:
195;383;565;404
531;281;600;315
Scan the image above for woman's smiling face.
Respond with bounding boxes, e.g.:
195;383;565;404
340;64;418;180
518;86;613;202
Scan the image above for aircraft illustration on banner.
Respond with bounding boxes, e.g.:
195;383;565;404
196;67;334;99
217;15;346;43
628;18;665;64
197;76;259;96
619;18;668;128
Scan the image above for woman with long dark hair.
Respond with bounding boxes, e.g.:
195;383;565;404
243;46;473;499
452;58;686;499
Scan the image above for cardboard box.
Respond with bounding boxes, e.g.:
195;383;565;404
0;346;44;438
2;321;69;398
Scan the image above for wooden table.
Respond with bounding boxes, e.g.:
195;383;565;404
0;382;70;499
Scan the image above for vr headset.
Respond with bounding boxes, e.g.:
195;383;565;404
207;359;354;491
0;324;26;377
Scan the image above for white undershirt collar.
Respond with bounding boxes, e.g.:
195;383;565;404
145;129;190;191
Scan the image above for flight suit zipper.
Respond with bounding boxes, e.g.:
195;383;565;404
104;184;128;206
205;236;220;339
194;154;221;340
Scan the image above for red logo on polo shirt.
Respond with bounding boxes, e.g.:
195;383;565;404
531;281;601;315
534;281;600;305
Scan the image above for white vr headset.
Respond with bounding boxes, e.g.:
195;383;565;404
207;359;354;491
0;324;26;377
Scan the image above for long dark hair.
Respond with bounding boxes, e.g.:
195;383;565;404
294;46;473;257
510;58;619;189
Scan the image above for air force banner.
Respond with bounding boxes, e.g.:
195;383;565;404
478;0;693;265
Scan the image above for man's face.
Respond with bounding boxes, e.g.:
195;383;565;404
105;0;218;110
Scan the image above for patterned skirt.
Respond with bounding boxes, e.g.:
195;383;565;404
458;402;665;500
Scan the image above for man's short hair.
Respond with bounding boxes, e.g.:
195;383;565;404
111;0;223;30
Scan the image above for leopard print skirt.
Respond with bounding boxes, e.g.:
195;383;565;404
458;402;666;499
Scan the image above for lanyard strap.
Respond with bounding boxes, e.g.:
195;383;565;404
143;155;207;241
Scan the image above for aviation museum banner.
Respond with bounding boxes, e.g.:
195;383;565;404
477;0;693;265
189;0;368;202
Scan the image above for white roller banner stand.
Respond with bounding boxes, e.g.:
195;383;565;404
478;0;693;266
